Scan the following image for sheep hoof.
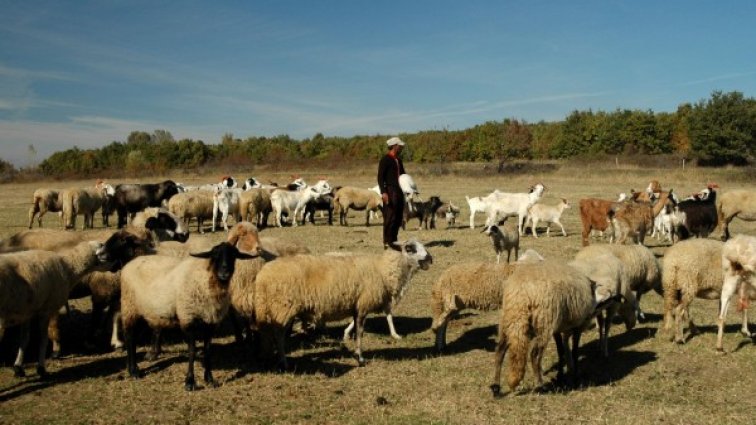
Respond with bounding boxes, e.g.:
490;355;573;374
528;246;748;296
390;334;403;340
144;352;159;361
205;379;219;389
50;350;61;360
357;357;366;367
13;366;25;378
36;366;49;380
184;377;196;391
490;384;502;398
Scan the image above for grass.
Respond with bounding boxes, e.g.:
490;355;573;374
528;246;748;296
0;163;755;424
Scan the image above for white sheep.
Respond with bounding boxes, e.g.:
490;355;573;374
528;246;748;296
0;232;136;378
61;184;111;230
716;234;756;351
332;186;383;227
430;249;544;352
525;198;570;238
254;239;432;368
574;244;661;322
661;238;756;344
120;242;256;390
490;259;597;396
399;173;420;209
482;223;519;264
28;188;64;229
718;190;756;241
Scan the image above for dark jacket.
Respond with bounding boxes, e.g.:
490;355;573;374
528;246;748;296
377;153;406;195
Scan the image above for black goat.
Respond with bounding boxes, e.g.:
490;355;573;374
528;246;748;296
672;185;718;241
403;196;443;230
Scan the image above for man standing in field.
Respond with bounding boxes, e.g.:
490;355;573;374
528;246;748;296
377;137;406;249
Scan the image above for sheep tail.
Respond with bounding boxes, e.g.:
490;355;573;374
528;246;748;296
505;309;531;391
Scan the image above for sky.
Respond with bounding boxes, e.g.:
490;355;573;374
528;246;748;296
1;1;755;167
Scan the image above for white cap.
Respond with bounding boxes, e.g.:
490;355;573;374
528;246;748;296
386;137;405;147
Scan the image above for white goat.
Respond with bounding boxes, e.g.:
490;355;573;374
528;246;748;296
270;179;332;227
526;198;570;238
485;184;546;236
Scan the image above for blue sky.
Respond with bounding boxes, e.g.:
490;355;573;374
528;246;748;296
2;1;755;166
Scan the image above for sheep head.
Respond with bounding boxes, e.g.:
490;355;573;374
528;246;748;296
191;242;258;284
390;239;432;270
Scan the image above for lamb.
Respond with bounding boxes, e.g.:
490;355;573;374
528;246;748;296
0;231;144;378
333;186;383;227
569;253;635;358
120;242;256;390
716;234;756;351
485;183;546;236
574;244;661;322
430;249;544;352
718;190;756;241
28;188;64;229
490;259;597;396
661;238;756;344
525;198;570;238
167;190;215;233
253;239;432;369
482;223;519;264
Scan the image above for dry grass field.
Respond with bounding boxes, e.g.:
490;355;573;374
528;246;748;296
0;162;754;424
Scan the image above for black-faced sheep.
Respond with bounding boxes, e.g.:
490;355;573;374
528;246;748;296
120;242;256;390
254;239;432;369
490;260;596;396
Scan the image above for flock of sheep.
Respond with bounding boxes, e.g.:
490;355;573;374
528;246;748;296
1;175;755;397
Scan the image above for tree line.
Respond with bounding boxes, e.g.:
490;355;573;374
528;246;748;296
5;90;754;180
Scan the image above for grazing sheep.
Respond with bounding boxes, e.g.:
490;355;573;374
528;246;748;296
490;260;597;396
333;186;383;227
430;249;544;352
120;242;256;390
569;253;634;358
0;231;141;378
167;190;215;233
716;234;756;351
254;239;432;368
526;198;570;238
28;188;64;229
661;238;756;344
718;190;756;241
61;184;112;230
574;244;661;322
483;224;519;264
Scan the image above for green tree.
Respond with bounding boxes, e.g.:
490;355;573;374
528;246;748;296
688;91;756;164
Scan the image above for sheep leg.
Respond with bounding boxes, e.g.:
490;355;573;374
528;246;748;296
568;330;582;388
123;324;139;378
490;329;509;397
386;313;402;340
36;313;51;378
553;332;567;384
557;220;567;237
342;320;355;342
48;311;61;359
353;312;367;366
201;325;218;388
184;329;198;391
145;329;162;361
110;310;123;350
716;273;740;351
13;322;30;377
529;344;545;387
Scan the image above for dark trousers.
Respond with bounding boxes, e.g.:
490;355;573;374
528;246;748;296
383;191;405;247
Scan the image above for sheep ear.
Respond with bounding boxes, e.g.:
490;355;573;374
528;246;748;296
190;250;214;259
144;217;158;230
236;251;258;259
388;241;403;252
